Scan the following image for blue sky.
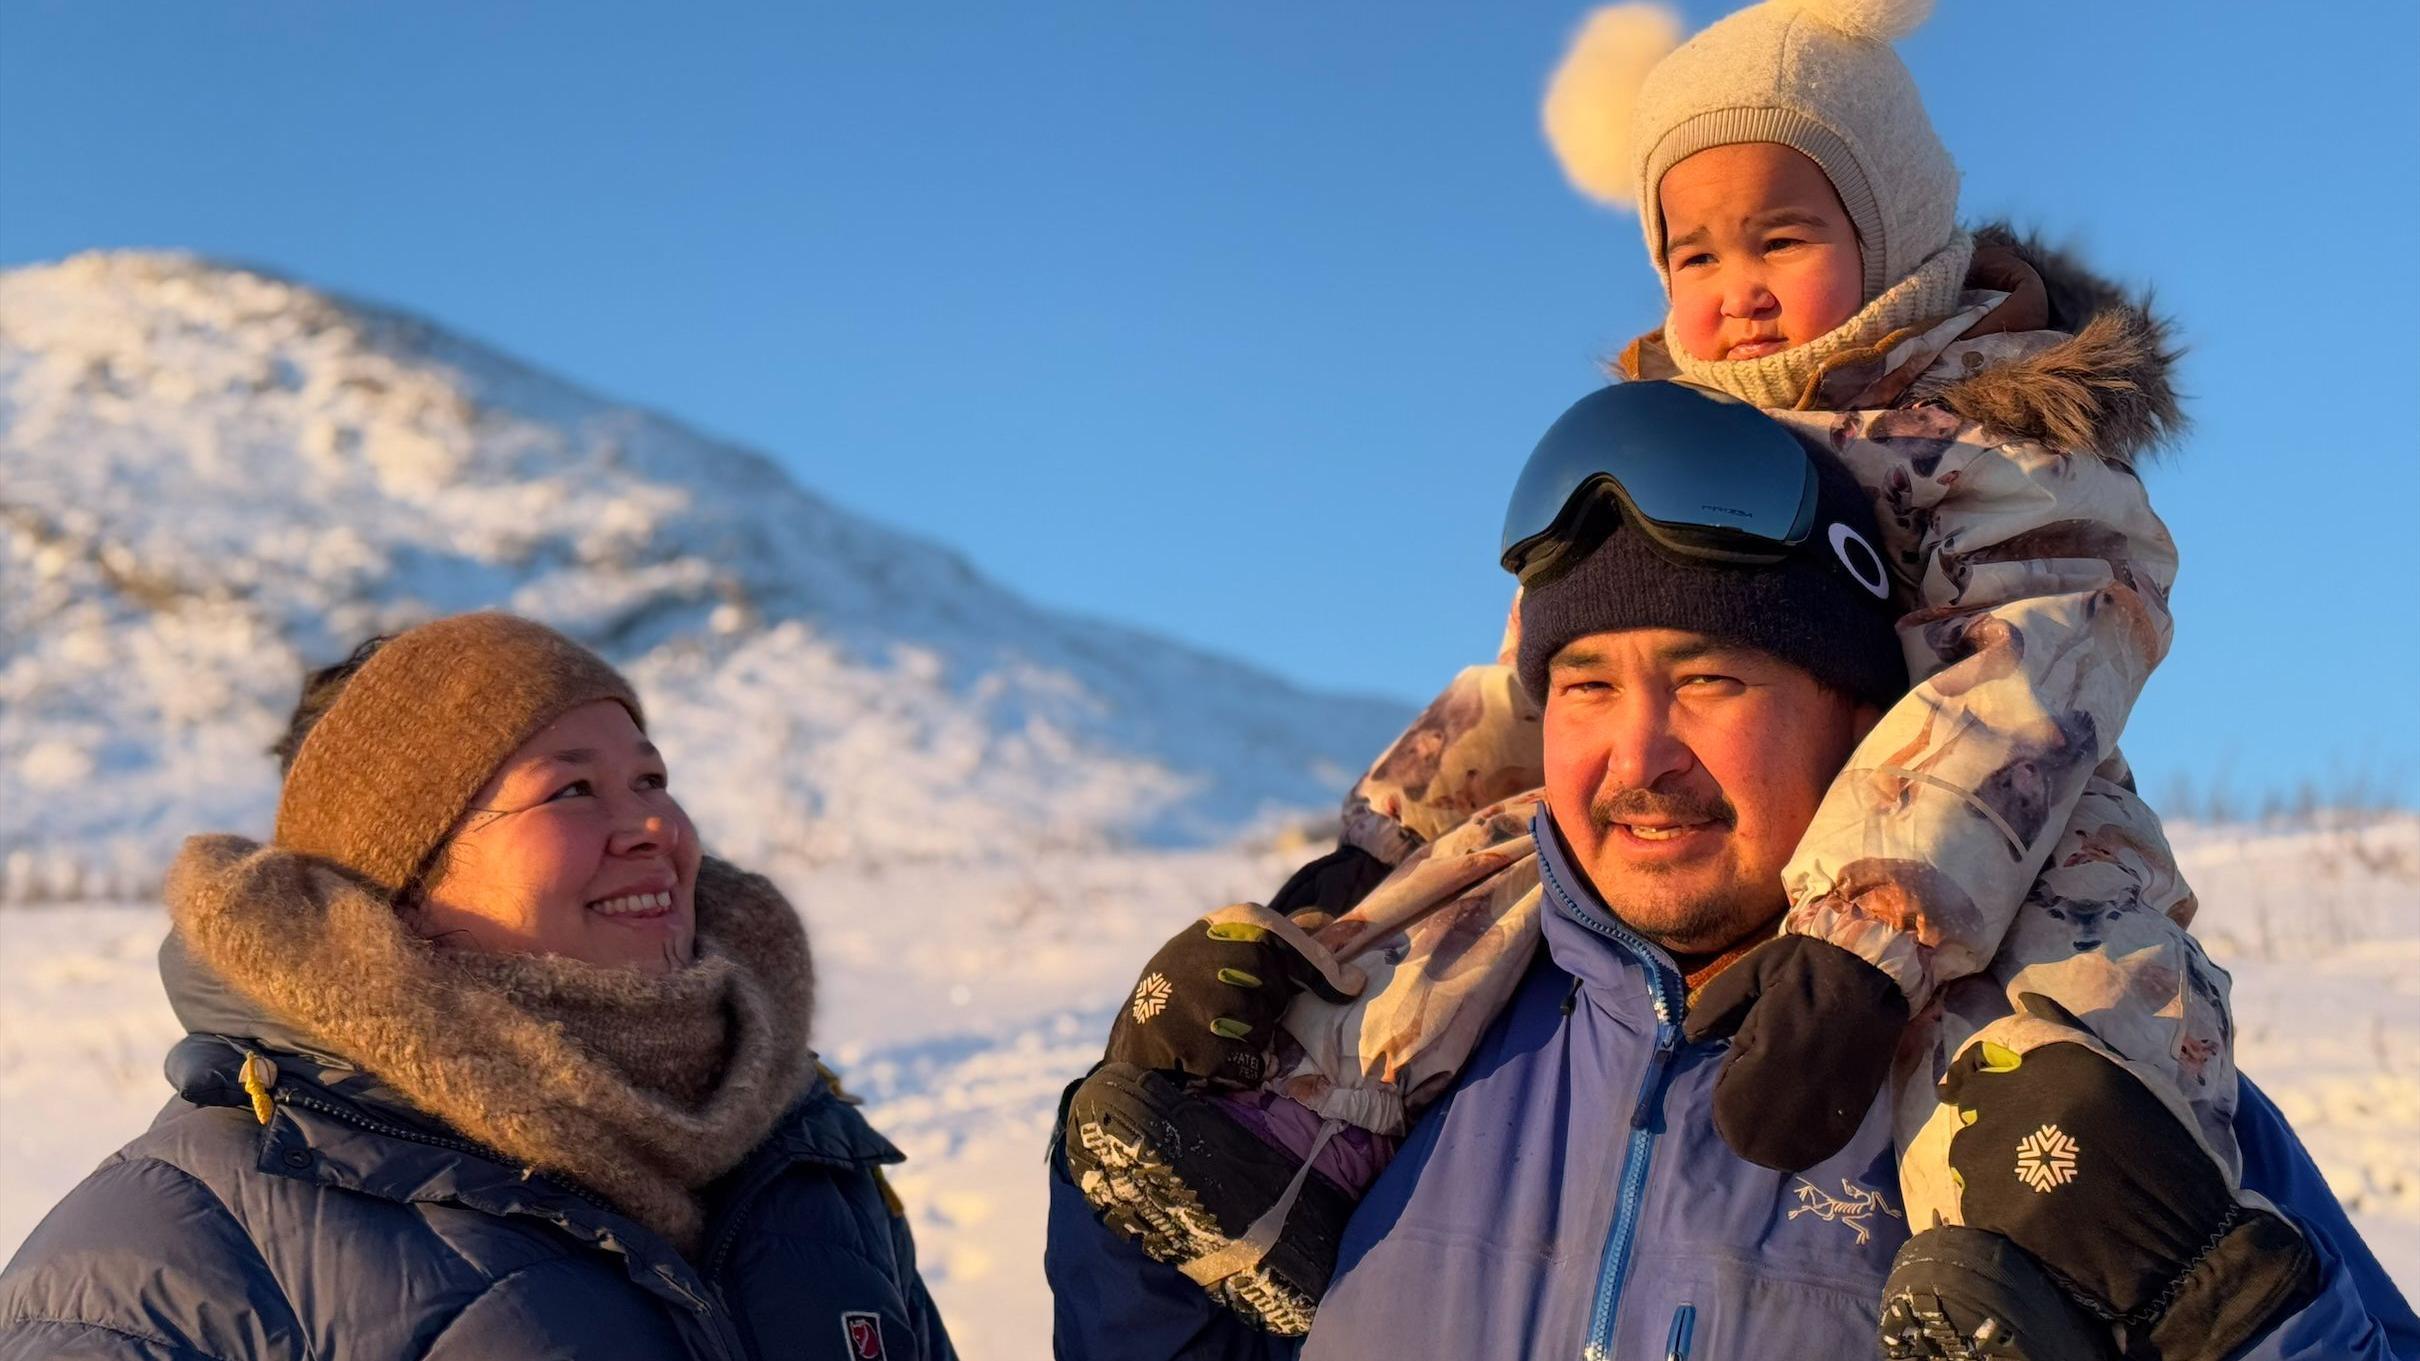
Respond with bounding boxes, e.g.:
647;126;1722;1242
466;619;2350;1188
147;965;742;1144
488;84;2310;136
5;1;2415;809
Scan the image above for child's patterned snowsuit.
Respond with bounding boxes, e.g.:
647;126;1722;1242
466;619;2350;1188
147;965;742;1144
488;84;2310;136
1270;228;2247;1234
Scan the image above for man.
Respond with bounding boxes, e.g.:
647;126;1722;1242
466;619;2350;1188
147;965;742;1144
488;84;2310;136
1045;385;2418;1359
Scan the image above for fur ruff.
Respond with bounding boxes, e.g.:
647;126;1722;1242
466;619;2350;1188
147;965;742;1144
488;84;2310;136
1936;224;2186;463
165;837;816;1255
1618;221;2185;463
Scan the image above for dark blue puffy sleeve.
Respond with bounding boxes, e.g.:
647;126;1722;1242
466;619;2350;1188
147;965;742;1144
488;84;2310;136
2230;1074;2420;1360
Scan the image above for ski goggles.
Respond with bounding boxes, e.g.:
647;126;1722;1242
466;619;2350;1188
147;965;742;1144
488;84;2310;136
1498;381;1823;587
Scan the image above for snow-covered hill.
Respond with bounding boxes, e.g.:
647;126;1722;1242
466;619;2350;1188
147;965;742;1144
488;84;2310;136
0;251;1407;890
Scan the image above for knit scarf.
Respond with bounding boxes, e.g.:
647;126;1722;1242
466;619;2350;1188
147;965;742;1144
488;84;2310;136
1664;231;1976;409
164;835;816;1256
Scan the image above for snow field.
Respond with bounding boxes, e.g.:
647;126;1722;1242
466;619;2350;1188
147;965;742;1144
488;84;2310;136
2;820;2413;1360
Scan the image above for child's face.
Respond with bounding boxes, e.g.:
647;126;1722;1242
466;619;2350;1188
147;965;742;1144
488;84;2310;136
1658;143;1864;363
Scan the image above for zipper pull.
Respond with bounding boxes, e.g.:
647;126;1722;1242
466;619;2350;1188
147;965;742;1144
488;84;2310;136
1663;1302;1696;1361
1630;1022;1680;1130
239;1052;278;1125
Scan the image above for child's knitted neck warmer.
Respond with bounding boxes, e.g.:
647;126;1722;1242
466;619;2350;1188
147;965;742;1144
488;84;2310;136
1665;231;1974;409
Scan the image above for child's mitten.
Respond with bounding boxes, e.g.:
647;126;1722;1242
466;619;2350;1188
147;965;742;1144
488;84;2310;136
1682;934;1908;1169
1939;1033;2319;1361
1266;844;1394;919
1105;905;1360;1088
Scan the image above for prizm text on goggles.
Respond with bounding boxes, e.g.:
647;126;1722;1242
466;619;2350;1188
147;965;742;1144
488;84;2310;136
1498;380;1825;589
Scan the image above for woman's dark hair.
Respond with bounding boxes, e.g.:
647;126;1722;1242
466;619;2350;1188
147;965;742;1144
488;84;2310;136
269;635;392;777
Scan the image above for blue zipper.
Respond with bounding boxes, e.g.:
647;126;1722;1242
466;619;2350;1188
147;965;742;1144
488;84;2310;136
1537;824;1688;1361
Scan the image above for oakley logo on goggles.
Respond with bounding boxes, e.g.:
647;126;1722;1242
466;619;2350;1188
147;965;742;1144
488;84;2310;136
1499;381;1883;598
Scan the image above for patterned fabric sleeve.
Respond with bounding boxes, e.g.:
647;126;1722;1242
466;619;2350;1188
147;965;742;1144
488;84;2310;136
1337;594;1544;867
1776;404;2180;1007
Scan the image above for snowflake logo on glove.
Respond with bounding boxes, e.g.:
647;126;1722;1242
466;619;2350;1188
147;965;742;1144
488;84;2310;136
2013;1123;2081;1193
1130;972;1173;1024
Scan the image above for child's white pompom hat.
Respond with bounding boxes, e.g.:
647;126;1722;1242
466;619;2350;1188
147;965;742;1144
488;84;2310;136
1542;0;1959;303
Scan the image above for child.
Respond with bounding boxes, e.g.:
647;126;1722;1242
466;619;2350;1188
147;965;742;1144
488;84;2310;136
1067;2;2314;1355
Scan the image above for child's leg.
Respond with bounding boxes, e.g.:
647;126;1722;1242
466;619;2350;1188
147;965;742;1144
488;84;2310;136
1213;1085;1398;1197
1886;764;2313;1360
1341;660;1543;864
1897;761;2235;1230
1067;792;1550;1335
1274;791;1549;1134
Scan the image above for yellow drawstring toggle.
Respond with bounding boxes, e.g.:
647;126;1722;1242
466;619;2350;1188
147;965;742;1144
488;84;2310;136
240;1053;278;1125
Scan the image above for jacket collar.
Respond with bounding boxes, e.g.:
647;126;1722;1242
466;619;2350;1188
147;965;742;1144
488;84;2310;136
1530;808;1684;1027
165;1031;900;1300
159;927;338;1062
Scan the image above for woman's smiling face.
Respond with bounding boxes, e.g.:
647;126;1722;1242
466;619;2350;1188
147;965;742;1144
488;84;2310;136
411;699;701;974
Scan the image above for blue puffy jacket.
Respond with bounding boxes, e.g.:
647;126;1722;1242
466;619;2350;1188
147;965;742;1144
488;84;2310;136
0;959;954;1361
1047;811;2420;1360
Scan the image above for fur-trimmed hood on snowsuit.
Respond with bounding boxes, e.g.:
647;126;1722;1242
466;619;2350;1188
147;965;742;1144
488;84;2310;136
1619;222;2186;464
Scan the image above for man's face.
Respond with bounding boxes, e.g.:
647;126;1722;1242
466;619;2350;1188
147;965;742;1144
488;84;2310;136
1542;628;1878;956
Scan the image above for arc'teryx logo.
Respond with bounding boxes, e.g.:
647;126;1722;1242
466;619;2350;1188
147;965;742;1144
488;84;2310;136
2015;1124;2082;1192
1788;1177;1903;1246
1130;972;1173;1024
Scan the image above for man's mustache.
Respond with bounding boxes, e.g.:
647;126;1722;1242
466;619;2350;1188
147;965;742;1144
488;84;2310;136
1589;786;1736;832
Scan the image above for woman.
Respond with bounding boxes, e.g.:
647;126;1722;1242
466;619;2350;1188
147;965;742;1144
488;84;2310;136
0;612;955;1360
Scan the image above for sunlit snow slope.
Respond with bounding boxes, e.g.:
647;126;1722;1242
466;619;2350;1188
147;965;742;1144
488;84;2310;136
0;251;1407;890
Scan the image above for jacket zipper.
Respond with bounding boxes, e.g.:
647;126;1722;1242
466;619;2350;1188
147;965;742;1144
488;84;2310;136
255;1060;754;1357
277;1090;613;1220
1537;852;1687;1361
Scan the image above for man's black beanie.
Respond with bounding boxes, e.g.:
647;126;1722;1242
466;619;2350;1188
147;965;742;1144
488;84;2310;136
1514;427;1909;709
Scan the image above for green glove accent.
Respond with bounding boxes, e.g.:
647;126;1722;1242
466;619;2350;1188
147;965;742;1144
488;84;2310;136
1103;908;1355;1087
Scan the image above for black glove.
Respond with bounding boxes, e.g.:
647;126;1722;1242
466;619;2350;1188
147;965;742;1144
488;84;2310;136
1682;934;1908;1170
1941;1029;2319;1360
1105;910;1355;1088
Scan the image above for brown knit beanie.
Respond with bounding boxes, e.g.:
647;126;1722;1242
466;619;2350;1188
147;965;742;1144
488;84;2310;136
273;612;643;896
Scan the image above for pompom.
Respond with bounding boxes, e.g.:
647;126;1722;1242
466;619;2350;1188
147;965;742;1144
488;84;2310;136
1541;3;1684;211
1783;0;1934;44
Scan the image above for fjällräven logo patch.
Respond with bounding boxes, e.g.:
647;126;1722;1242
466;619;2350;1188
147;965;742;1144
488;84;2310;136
842;1311;885;1359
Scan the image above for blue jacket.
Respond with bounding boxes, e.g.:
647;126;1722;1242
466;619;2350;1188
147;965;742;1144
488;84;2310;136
0;965;954;1361
1047;811;2420;1360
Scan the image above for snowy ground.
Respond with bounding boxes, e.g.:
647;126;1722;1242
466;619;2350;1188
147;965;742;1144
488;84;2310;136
3;819;2414;1357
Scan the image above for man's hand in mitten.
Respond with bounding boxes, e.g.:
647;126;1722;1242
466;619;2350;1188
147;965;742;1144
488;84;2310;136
1682;934;1909;1170
1104;907;1358;1088
1941;1026;2318;1361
